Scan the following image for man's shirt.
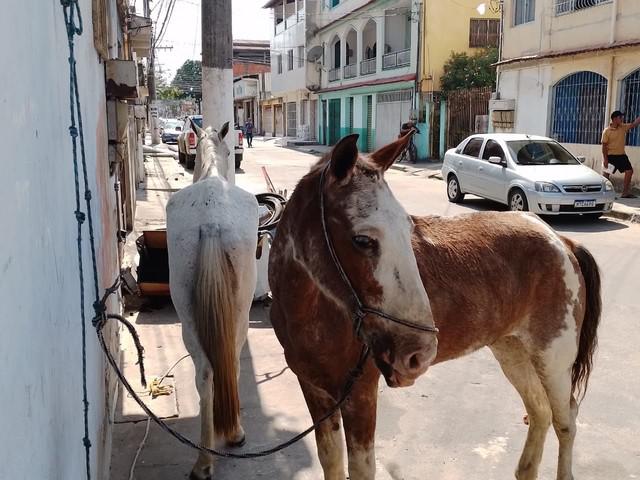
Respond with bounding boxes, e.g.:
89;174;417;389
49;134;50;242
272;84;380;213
601;123;632;155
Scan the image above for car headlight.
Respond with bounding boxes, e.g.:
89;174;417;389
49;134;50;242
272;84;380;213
604;179;614;192
534;182;560;193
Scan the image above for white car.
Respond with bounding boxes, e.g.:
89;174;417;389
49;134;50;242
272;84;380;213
177;115;244;170
441;134;616;218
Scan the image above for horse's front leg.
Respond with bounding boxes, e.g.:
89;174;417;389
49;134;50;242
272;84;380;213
341;364;380;480
299;380;346;480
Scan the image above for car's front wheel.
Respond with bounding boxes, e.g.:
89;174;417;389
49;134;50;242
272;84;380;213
447;174;465;203
509;188;529;212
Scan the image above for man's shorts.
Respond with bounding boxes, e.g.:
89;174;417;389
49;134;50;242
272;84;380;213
608;154;633;173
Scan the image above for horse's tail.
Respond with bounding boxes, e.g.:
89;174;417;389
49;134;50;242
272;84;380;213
571;242;602;400
194;230;240;438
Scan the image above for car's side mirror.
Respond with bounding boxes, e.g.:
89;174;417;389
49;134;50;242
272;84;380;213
488;156;505;166
576;155;586;164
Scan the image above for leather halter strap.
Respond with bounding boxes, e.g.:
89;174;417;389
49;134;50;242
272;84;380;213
318;163;439;336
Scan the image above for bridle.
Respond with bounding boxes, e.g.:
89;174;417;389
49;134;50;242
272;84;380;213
318;163;439;337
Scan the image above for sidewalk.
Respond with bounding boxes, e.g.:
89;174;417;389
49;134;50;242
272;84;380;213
389;160;640;223
111;150;325;479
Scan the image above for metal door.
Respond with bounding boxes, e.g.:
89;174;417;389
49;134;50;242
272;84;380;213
275;104;284;136
328;98;341;145
263;106;273;136
375;90;412;149
310;100;317;140
365;95;373;152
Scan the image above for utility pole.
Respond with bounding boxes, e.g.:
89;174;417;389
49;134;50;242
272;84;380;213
202;0;235;183
144;0;161;145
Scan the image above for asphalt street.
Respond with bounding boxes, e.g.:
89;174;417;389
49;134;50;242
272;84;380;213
111;139;639;480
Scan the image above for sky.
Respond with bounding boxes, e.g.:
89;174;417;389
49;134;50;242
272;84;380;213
145;0;273;81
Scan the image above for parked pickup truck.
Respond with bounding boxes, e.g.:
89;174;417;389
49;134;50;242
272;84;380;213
177;115;244;170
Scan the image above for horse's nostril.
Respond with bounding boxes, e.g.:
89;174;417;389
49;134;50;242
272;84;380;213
409;353;422;371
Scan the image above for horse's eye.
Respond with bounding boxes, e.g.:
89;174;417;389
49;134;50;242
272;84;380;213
352;235;376;250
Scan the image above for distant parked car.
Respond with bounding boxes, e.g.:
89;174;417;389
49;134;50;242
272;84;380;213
160;119;182;144
441;133;616;218
178;115;244;170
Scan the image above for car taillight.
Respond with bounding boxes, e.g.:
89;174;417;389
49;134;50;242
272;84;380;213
238;132;243;143
188;132;196;146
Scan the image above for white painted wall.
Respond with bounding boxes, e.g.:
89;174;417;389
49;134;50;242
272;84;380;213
271;18;307;95
0;1;120;478
495;51;640;188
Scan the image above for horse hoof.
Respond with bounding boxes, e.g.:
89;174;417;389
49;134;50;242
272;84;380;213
190;465;214;480
226;433;246;448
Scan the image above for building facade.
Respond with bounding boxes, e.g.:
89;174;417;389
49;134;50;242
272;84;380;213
264;0;317;140
493;0;640;186
310;0;420;151
418;0;500;158
0;0;150;477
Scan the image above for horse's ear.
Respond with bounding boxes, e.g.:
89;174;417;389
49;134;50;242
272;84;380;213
370;130;414;171
330;134;360;181
190;118;203;137
218;121;230;141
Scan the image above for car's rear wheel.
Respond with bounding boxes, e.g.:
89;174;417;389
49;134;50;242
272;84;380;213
178;149;185;164
235;153;242;170
447;174;465;203
509;188;529;212
186;154;196;170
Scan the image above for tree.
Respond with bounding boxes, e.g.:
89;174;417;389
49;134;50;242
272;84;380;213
157;85;184;100
440;48;498;96
172;59;202;97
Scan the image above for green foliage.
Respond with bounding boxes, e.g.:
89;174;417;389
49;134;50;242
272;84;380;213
171;59;202;97
157;85;184;100
440;48;498;96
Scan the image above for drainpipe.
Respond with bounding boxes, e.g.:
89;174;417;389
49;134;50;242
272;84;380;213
609;0;618;44
495;0;505;99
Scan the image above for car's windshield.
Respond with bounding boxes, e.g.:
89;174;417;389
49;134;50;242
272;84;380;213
192;117;203;127
165;120;181;129
507;140;579;166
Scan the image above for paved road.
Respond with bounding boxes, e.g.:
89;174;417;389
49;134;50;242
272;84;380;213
112;139;639;480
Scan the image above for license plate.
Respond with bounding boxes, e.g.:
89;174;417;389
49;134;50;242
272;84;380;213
574;200;596;208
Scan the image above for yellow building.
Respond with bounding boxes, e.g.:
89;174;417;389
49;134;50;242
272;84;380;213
416;0;500;157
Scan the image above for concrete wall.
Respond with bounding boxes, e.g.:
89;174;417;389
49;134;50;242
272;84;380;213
421;0;500;92
271;15;307;95
495;49;640;188
0;1;121;478
502;0;640;60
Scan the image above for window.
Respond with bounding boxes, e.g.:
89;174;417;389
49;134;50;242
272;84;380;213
506;141;579;165
331;0;340;7
276;54;282;74
555;0;611;16
551;71;607;144
462;138;484;157
469;19;500;48
621;68;640;147
514;0;535;25
481;140;505;161
287;49;294;70
298;46;305;68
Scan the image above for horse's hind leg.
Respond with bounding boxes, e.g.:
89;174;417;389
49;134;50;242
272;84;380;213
532;352;578;480
299;380;346;480
490;336;552;480
191;353;216;480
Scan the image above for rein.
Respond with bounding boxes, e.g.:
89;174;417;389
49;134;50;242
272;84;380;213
318;163;439;336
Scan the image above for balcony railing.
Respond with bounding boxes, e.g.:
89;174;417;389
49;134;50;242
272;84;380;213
285;13;297;29
328;67;341;82
297;7;305;22
344;63;357;79
275;21;285;34
383;48;410;70
360;58;376;76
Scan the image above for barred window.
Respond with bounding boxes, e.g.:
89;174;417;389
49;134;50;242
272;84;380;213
514;0;535;25
287;50;294;71
298;46;305;68
621;69;640;147
555;0;611;16
276;55;282;74
469;19;499;48
550;71;607;145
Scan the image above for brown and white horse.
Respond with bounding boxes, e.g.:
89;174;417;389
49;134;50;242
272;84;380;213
268;133;600;480
167;122;259;479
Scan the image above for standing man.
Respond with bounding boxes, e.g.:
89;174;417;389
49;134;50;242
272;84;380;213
244;117;254;148
601;110;640;198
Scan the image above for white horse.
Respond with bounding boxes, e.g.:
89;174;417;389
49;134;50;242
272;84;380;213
166;121;259;480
